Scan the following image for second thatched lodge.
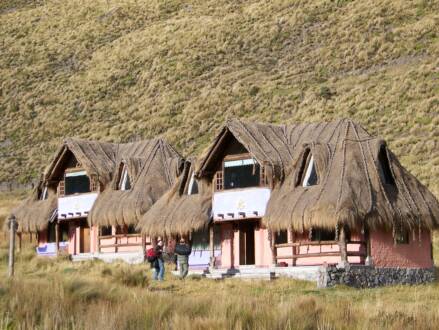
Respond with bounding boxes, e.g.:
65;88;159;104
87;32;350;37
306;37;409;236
8;118;439;287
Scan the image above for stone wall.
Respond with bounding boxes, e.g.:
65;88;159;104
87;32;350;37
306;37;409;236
318;264;436;288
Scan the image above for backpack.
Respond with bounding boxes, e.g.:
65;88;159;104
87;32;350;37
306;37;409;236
146;248;157;262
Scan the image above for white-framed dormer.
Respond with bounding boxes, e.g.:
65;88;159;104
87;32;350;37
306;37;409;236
118;163;131;191
188;173;199;195
302;155;318;187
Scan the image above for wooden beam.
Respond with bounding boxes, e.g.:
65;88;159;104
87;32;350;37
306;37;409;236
8;216;17;277
269;230;277;265
55;222;60;256
209;224;215;268
338;226;348;264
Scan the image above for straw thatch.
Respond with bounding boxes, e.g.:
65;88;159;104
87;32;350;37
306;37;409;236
44;138;118;186
137;160;212;236
7;182;57;233
88;139;184;227
197;118;439;232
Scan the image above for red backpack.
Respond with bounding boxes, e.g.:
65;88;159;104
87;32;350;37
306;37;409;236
146;248;157;262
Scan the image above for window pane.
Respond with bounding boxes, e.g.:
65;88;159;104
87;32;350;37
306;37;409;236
311;229;336;241
275;230;288;244
101;226;112;236
65;175;90;195
302;156;318;187
224;163;260;189
378;146;395;185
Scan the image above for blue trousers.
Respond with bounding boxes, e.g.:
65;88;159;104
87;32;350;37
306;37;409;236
153;258;164;281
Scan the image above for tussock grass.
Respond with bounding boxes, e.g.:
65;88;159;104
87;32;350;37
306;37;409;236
0;0;438;198
0;239;439;329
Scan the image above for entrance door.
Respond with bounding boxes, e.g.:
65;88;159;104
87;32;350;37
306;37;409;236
239;222;255;265
80;225;91;253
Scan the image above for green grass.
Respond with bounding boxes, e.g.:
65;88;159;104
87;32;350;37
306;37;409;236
1;238;439;329
0;0;438;197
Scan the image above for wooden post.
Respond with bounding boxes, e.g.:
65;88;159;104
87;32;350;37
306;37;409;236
17;233;22;253
289;227;296;266
55;222;60;256
338;225;348;266
269;229;277;266
141;233;146;255
8;216;17;277
209;224;215;268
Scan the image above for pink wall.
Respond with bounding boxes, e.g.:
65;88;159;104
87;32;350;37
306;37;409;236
370;229;433;268
254;226;273;266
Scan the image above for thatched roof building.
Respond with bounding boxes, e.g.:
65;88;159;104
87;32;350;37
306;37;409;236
137;159;212;236
7;180;57;233
196;118;439;232
44;138;118;187
88;139;184;227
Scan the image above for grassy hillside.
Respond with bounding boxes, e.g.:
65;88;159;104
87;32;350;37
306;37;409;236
0;241;438;329
0;0;438;194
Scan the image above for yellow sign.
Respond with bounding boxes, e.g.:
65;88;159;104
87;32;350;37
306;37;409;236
236;199;246;210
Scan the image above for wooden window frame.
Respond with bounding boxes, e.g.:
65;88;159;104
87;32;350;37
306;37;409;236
214;153;267;191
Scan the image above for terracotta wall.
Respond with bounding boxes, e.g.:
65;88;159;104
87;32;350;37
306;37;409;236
370;229;433;268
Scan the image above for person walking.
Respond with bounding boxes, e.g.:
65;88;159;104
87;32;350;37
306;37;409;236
175;238;191;279
149;239;165;281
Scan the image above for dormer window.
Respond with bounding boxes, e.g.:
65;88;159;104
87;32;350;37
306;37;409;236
188;173;199;195
378;146;395;186
39;187;48;200
302;155;318;187
65;170;91;195
118;165;131;191
223;158;260;190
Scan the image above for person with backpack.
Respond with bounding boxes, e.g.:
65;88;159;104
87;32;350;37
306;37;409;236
146;239;165;281
175;237;192;279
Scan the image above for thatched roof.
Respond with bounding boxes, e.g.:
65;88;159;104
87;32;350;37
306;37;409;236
88;139;184;227
197;118;439;231
137;160;212;236
44;138;118;186
7;182;57;233
196;118;335;182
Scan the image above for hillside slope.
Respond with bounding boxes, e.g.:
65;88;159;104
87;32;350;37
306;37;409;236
0;0;438;194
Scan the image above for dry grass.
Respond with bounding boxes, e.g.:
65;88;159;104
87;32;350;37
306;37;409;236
0;235;438;329
0;0;438;196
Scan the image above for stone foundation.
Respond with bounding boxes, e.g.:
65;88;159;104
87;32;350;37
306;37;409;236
318;264;435;288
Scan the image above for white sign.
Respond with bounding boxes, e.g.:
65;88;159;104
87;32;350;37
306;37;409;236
213;187;271;221
58;192;98;219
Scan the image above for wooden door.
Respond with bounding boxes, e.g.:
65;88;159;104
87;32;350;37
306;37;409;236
80;226;91;253
239;222;255;265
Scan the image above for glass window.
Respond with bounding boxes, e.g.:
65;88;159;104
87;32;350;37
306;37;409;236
378;146;395;185
65;171;90;195
128;225;139;234
101;226;112;236
224;158;260;189
395;228;409;244
274;230;288;244
119;166;131;191
302;156;318;187
188;174;199;195
311;228;336;241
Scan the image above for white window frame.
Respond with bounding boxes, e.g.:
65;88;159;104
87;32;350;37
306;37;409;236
302;156;317;187
188;173;197;195
41;187;48;200
119;165;130;191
